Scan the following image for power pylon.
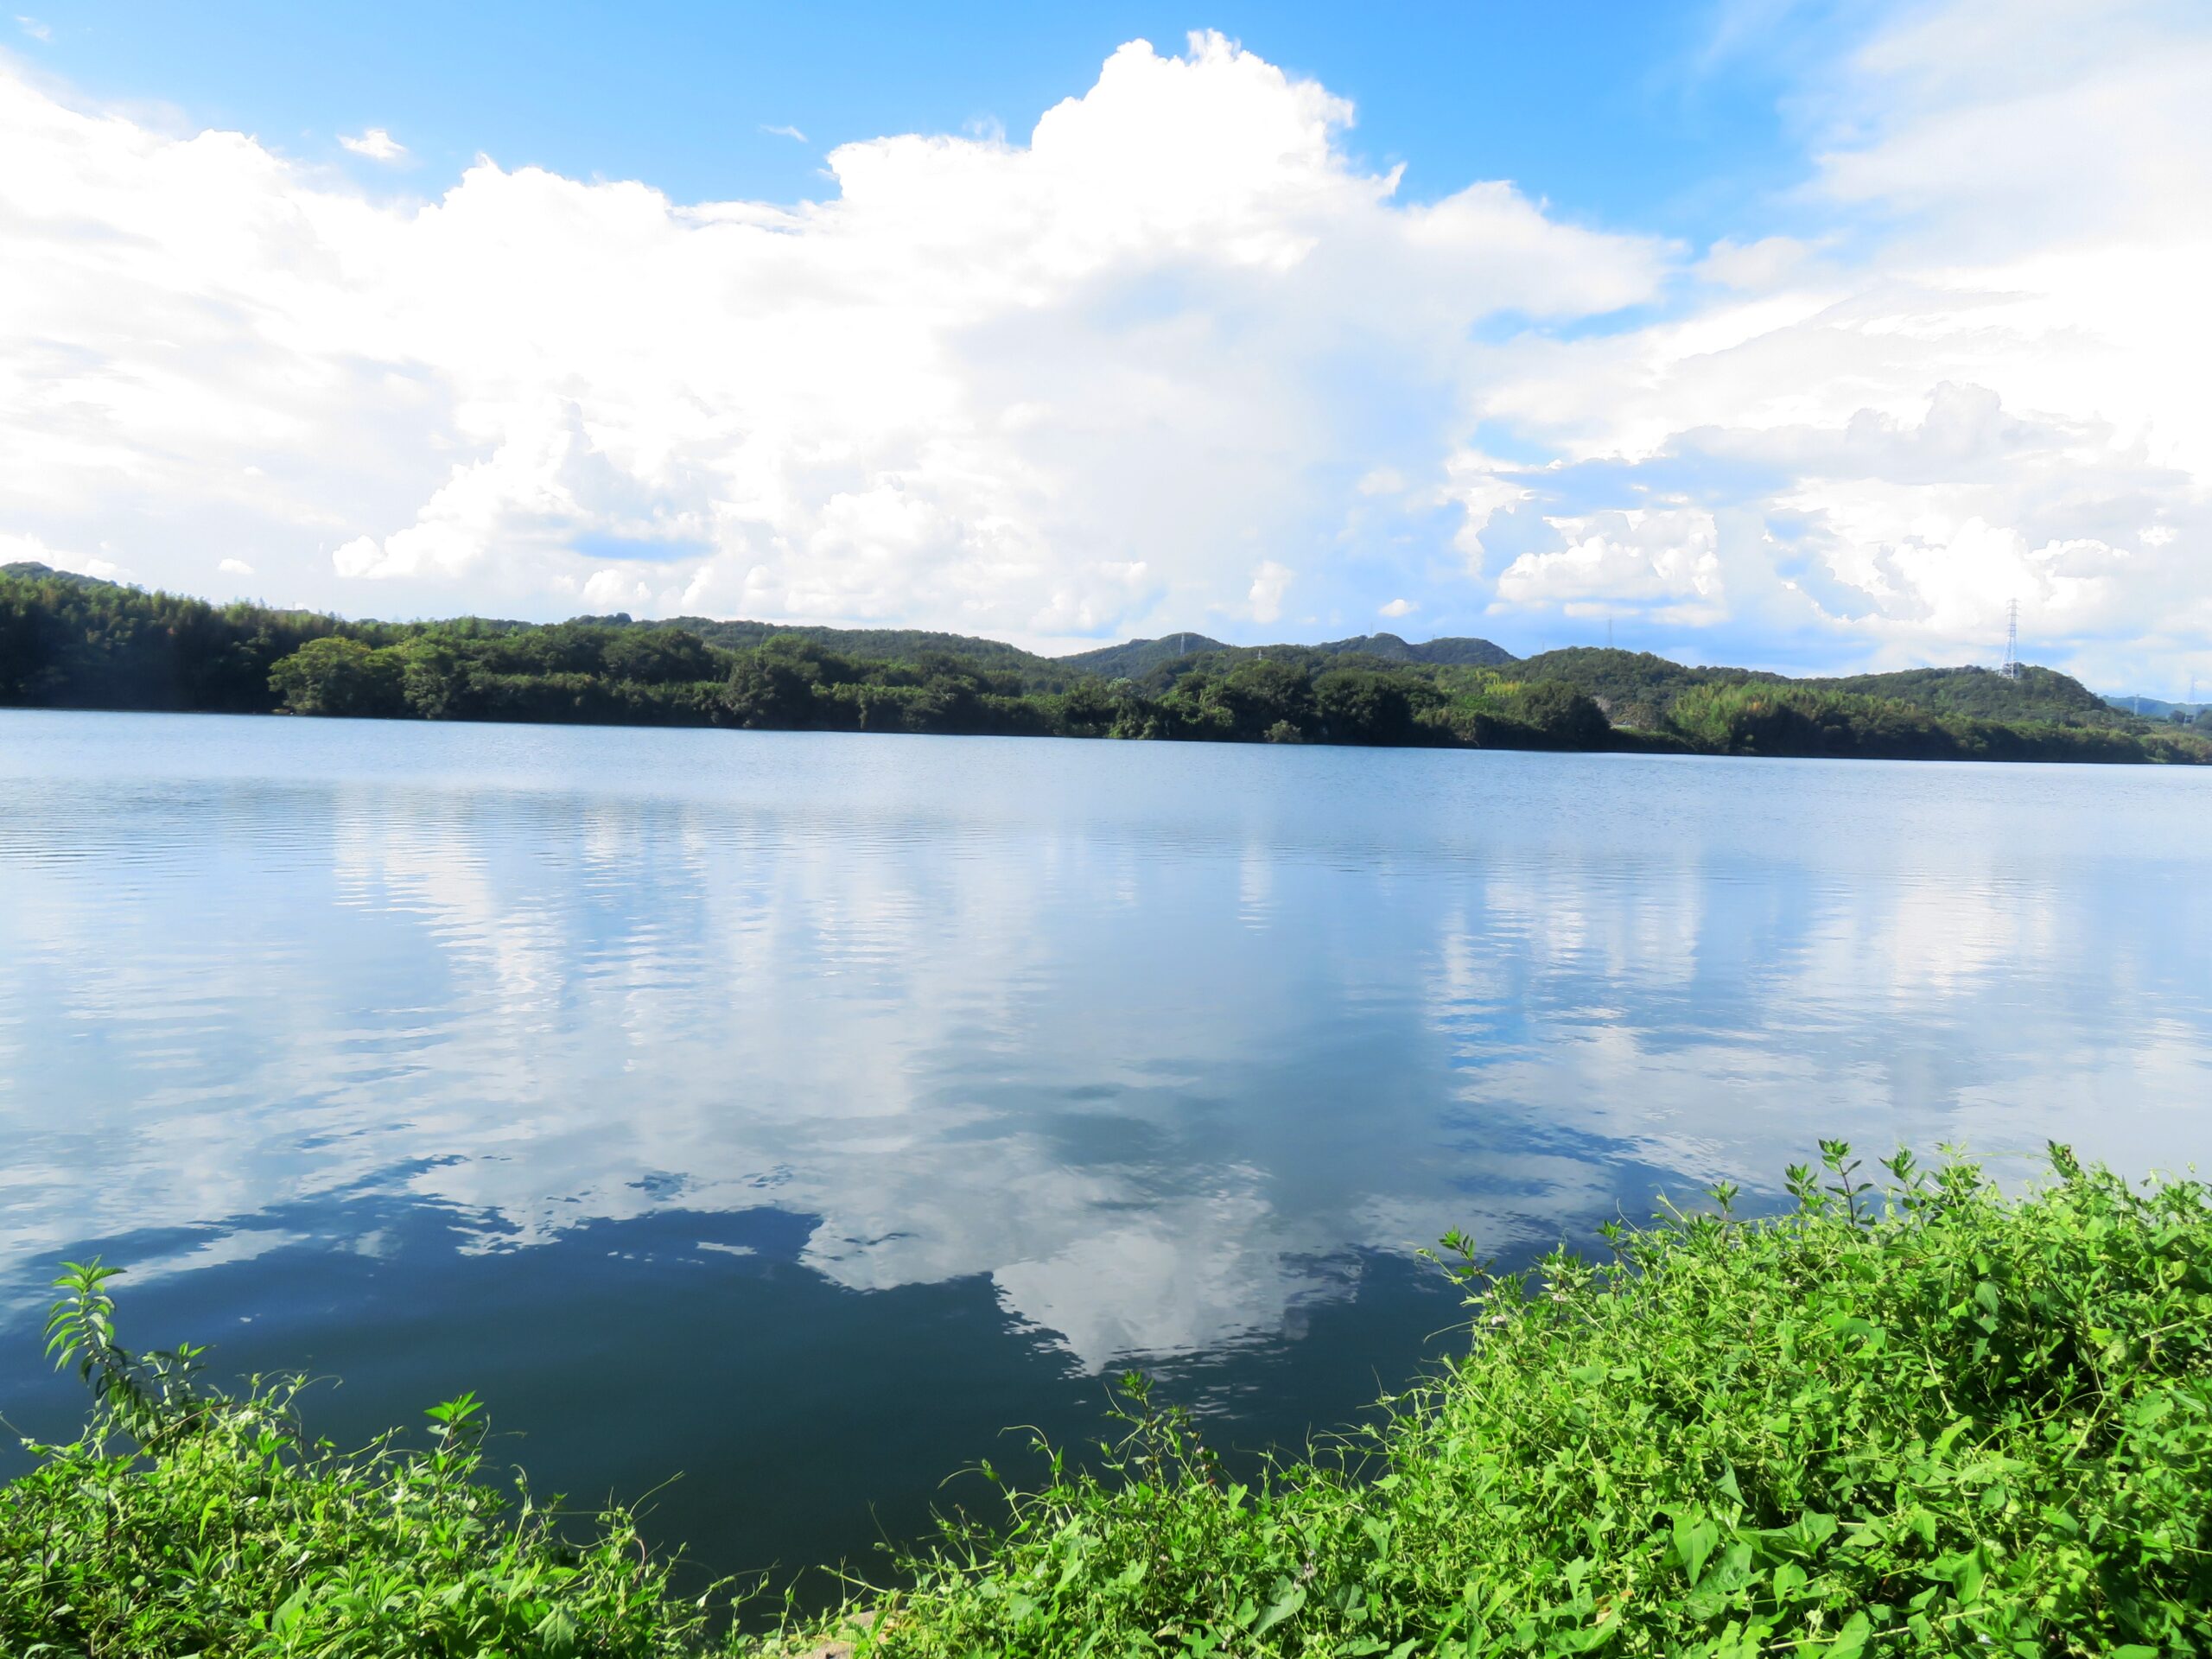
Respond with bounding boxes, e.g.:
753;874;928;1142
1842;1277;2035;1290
2000;599;2022;679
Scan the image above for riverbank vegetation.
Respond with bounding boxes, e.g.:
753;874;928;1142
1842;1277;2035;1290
3;1262;723;1656
5;561;2207;762
5;1144;2209;1655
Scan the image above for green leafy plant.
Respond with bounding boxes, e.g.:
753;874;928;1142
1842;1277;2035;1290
10;1145;2212;1656
4;1262;745;1657
43;1257;213;1451
797;1143;2212;1656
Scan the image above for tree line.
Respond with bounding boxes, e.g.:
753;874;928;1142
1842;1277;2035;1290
3;563;2206;764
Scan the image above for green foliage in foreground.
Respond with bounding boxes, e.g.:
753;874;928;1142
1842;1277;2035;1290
833;1145;2212;1657
3;1262;734;1657
5;1146;2212;1656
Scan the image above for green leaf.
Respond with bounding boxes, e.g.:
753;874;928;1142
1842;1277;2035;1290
1820;1611;1873;1658
1673;1510;1719;1584
1251;1581;1306;1638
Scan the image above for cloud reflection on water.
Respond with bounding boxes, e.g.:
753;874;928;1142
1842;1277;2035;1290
3;717;2209;1386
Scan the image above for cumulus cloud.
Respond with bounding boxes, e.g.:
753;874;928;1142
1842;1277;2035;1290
1696;235;1819;290
0;32;1663;649
1379;597;1416;619
218;556;254;575
0;9;2205;683
338;126;407;162
1246;560;1294;625
1449;0;2212;683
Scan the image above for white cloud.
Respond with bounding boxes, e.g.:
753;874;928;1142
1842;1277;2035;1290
0;32;1663;652
0;529;112;579
1696;234;1817;290
579;567;650;611
1378;597;1415;618
338;126;407;162
1495;507;1725;625
218;556;254;575
1247;560;1294;625
15;16;48;42
0;10;2206;683
760;123;807;143
1446;0;2212;683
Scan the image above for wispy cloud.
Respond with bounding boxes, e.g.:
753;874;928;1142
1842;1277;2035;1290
15;15;50;41
338;127;408;163
760;123;808;143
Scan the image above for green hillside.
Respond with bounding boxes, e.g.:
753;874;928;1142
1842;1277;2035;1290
1059;632;1231;679
584;613;1078;690
1308;632;1517;667
1062;630;1515;683
1810;664;2112;722
0;565;1609;750
1515;648;2143;735
1512;648;1772;728
3;563;2205;764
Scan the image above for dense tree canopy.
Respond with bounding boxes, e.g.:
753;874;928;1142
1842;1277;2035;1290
3;564;2204;764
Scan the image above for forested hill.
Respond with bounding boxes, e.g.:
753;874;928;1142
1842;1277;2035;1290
1509;649;2129;732
576;613;1083;689
1065;630;1515;679
1314;632;1517;667
2;563;2206;764
1059;632;1230;678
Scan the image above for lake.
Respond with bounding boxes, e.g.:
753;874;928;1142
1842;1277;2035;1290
3;709;2209;1588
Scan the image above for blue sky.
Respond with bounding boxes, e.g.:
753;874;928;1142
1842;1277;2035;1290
29;3;1830;237
3;2;2207;686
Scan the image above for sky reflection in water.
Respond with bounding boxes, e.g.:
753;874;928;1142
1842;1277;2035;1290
2;710;2208;1578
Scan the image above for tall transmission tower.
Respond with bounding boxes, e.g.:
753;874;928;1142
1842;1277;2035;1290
1999;599;2022;679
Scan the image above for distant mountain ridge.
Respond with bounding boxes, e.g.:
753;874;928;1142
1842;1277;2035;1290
1310;632;1519;667
1062;630;1516;680
0;561;2179;737
578;612;1080;687
4;561;2206;763
2103;693;2206;721
2;560;116;589
1510;648;2120;730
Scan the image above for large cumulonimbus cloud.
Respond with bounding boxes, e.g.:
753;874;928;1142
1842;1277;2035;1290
1;4;2207;683
0;34;1658;645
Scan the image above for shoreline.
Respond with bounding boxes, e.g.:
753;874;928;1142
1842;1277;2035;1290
3;696;2205;766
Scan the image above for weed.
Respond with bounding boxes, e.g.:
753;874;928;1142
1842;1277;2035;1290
9;1143;2211;1656
3;1262;739;1656
819;1143;2212;1656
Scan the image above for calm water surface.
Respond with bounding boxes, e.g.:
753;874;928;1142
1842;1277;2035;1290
3;710;2209;1583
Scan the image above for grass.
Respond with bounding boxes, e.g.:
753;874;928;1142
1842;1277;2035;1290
6;1142;2210;1656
